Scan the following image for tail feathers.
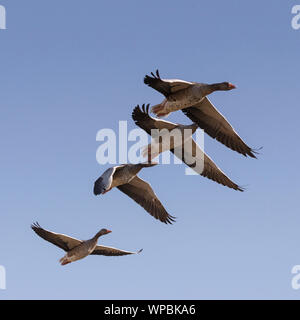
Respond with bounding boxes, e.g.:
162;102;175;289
59;256;71;266
151;104;170;118
150;103;161;113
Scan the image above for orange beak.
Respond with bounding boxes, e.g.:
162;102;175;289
106;230;112;234
228;83;236;89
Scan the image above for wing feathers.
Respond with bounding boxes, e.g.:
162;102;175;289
172;139;243;191
182;98;257;158
31;222;82;251
117;176;175;224
144;70;193;97
91;246;143;256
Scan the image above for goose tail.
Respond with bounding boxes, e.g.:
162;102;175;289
151;104;170;118
59;256;71;266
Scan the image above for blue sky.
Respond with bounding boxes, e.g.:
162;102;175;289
0;0;300;299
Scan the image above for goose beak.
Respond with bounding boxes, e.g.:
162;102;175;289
106;230;112;234
228;83;236;89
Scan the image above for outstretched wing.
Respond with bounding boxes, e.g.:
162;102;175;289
182;97;257;158
31;222;82;252
91;246;143;256
144;70;193;97
172;138;243;191
117;176;175;224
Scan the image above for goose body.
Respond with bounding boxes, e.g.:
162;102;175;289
31;223;142;265
94;163;175;224
59;236;100;265
144;70;235;117
154;84;206;116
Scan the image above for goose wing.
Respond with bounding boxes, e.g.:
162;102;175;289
117;176;175;224
91;246;143;256
31;222;82;251
182;97;257;158
172;138;243;191
144;70;193;97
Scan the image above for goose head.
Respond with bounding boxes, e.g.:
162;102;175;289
203;82;236;96
214;82;236;91
94;228;112;239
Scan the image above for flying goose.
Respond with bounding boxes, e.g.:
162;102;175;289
31;222;142;265
144;70;257;158
93;162;175;224
144;69;236;118
132;104;243;192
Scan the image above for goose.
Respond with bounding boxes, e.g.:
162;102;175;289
31;222;142;266
93;162;175;224
144;70;257;158
132;104;243;192
144;69;235;118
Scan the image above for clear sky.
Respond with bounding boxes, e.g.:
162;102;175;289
1;0;300;299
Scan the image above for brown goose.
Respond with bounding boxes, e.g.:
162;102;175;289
132;104;243;192
94;163;175;224
144;69;235;117
144;70;256;158
31;222;142;266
